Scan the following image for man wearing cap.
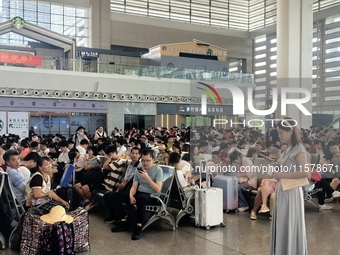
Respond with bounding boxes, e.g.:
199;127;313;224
140;135;149;147
155;144;169;165
73;126;89;147
111;149;163;240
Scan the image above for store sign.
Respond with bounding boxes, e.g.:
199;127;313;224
8;112;29;138
76;51;99;58
177;105;224;114
11;16;25;29
158;103;232;116
162;46;227;57
0;52;42;66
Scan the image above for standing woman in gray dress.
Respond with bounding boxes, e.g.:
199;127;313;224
270;119;310;255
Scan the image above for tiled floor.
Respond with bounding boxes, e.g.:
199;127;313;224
2;200;340;255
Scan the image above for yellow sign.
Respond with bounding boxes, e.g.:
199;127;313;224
149;40;228;61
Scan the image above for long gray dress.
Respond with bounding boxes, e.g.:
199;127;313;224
270;143;308;255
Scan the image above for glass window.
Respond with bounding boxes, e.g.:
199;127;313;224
0;0;89;47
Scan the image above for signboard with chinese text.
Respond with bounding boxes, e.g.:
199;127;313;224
8;112;29;138
0;52;42;66
157;103;232;116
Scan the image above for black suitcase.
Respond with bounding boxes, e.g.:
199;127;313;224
56;186;79;211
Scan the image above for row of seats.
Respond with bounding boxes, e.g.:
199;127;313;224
0;171;25;250
94;165;195;231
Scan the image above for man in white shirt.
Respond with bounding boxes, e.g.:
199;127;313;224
76;139;89;155
58;140;70;164
116;138;127;157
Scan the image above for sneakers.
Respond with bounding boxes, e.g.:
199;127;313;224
85;201;98;211
104;215;116;224
332;191;340;198
131;226;143;240
258;205;270;214
324;197;334;203
250;210;257;220
319;204;332;210
111;221;129;232
238;206;249;212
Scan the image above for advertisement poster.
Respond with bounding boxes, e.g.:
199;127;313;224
0;112;6;136
8;112;29;138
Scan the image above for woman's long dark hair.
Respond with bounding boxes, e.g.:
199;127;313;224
276;118;301;147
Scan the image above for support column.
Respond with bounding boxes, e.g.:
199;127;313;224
90;0;111;49
276;0;313;128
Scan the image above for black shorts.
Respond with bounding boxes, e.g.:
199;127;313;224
88;183;106;192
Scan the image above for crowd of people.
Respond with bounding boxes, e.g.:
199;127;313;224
1;121;340;245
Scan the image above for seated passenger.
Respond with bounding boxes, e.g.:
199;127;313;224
25;156;69;214
110;149;163;240
3;150;27;201
168;152;188;188
154;144;169;165
229;150;257;212
74;145;126;211
319;140;340;180
250;177;277;220
103;147;142;224
310;169;340;209
20;152;40;182
179;153;192;183
0;148;5;171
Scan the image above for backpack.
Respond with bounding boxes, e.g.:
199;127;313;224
40;222;74;255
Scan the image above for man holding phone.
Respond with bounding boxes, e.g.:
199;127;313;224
111;149;163;241
103;147;142;223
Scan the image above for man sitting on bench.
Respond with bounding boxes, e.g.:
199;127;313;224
111;148;163;240
103;147;142;223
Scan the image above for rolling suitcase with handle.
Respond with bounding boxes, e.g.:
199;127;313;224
195;187;225;230
56;164;79;210
213;175;238;212
195;160;225;230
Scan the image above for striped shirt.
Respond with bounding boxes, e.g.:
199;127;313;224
103;158;126;191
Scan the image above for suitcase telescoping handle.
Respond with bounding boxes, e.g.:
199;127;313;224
199;160;207;189
72;163;76;186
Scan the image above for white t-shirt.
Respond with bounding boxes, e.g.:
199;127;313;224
117;146;127;156
19;166;31;183
176;170;187;188
76;145;86;155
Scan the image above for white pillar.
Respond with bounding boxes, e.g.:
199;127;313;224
276;0;313;128
90;0;111;49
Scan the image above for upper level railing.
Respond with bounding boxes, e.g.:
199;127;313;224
0;56;255;84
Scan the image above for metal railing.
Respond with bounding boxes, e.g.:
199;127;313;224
1;57;255;84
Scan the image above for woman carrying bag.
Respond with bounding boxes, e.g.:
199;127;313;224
269;118;310;255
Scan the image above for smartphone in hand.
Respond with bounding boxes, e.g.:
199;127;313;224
137;167;144;174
